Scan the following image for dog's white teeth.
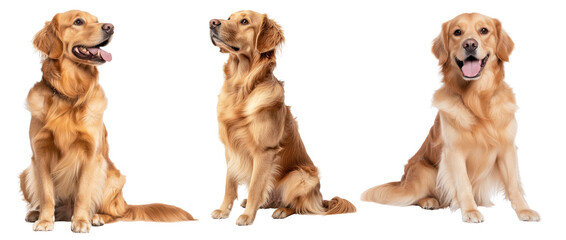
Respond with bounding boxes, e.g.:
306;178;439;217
80;47;89;54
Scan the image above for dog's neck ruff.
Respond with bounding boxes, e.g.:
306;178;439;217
43;78;74;101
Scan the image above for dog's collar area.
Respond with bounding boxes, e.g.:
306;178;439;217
43;79;74;101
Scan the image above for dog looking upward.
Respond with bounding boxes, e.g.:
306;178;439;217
209;10;356;226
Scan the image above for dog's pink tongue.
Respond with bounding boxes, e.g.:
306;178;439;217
87;47;113;62
99;49;112;62
462;59;480;77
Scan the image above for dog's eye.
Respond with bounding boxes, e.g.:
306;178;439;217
454;29;462;36
227;17;231;20
241;19;249;25
73;19;84;26
480;28;489;35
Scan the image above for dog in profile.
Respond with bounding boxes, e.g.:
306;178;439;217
362;13;540;223
20;10;194;233
209;10;356;226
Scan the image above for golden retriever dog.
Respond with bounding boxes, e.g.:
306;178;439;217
20;10;194;233
209;10;356;226
361;13;540;223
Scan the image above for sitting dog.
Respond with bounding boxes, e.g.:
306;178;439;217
209;10;356;226
361;13;540;223
20;10;194;233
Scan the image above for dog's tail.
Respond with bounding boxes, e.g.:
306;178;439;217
120;203;195;222
322;196;357;215
98;164;195;223
361;181;418;206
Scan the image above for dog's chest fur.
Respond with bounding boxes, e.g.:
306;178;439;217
433;83;518;187
217;90;256;184
433;84;518;148
27;83;108;199
28;84;107;150
216;76;285;183
431;83;519;207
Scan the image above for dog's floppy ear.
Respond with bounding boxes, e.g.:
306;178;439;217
494;18;514;62
33;15;63;59
256;14;284;53
432;21;450;65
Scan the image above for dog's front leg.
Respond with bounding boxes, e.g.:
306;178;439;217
236;150;275;226
497;145;540;221
211;168;238;219
441;148;484;223
70;133;103;233
31;129;57;231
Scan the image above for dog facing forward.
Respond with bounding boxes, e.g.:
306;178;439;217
209;10;356;226
362;13;540;223
20;10;194;233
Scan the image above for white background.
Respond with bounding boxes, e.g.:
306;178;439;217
0;0;564;239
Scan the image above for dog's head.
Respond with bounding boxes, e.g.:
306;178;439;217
209;10;284;58
432;13;514;81
34;10;113;65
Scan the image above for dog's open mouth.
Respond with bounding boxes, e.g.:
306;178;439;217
72;38;112;63
455;55;489;79
210;34;240;52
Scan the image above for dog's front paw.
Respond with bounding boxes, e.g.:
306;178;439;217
236;214;254;226
211;209;230;219
71;218;91;233
33;219;54;231
462;209;484;223
517;209;540;222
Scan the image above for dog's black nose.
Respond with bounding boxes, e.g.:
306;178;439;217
463;39;478;53
209;19;221;29
102;23;114;35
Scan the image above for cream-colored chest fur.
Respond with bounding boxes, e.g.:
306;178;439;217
433;84;518;207
433;84;518;148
